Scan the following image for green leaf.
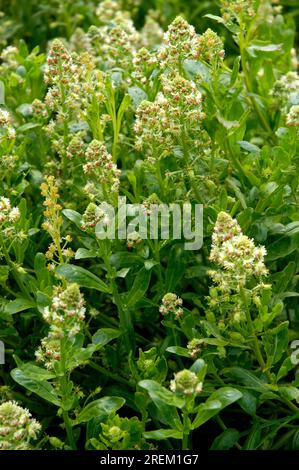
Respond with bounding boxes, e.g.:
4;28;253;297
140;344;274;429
139;380;185;409
243;424;261;450
143;429;182;441
56;264;110;293
17;122;41;132
166;346;190;358
92;328;121;346
62;209;82;228
12;362;55;380
165;246;185;292
75;248;98;260
262;321;289;367
277;357;295;382
279;386;299;403
128;86;147;108
238;390;257;415
4;298;35;315
237;140;260;153
192;387;242;430
11;368;61;406
73;397;125;425
210;428;240;450
0;265;9;285
267;232;299;261
223;367;273;393
124;267;152;308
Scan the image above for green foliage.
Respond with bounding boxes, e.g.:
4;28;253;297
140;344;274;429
0;0;299;452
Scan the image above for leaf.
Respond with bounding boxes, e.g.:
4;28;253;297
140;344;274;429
216;113;240;129
73;397;125;425
230;57;240;87
139;380;185;409
56;264;110;293
237;140;260;153
165;246;185;292
210;428;240;450
75;248;98;260
191;388;242;430
277;357;295;382
166;346;190;358
4;298;35;315
247;42;281;57
266;232;299;261
223;367;272;393
34;253;51;288
12;362;55;381
92;328;121;346
262;321;289;367
128;86;147;108
0;265;9;285
0;81;5;104
11;368;61;406
62;209;82;229
124;267;152;308
243;424;261;450
17;122;41;132
143;429;182;441
238;390;257;415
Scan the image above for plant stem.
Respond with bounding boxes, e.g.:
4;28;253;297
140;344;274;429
239;33;275;141
100;245;134;353
62;410;77;450
0;233;32;299
240;288;269;377
182;408;190;450
60;338;77;450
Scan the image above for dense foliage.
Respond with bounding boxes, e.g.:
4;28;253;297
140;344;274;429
1;0;299;451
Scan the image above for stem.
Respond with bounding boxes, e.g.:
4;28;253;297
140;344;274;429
182;408;190;450
0;233;32;300
60;338;77;450
239;33;274;141
240;288;269;377
181;129;201;201
62;410;77;450
100;244;134;353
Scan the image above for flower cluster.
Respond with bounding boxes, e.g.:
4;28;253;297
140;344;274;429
40;176;74;267
158;16;196;69
35;337;61;370
139;12;164;49
220;0;257;23
170;370;203;396
209;212;268;292
187;338;202;359
271;71;299;103
0;401;41;450
132;47;157;85
158;16;224;69
42;283;86;339
81;202;110;230
134;71;204;156
90;1;140;71
159;292;183;319
127;231;142;249
0;154;18;172
286;104;299;127
193;29;225;64
0;197;20;225
0;108;16;140
83;140;121;198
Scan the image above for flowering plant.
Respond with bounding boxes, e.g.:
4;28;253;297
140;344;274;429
0;0;299;452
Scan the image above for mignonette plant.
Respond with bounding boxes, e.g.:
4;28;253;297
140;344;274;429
0;0;299;451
